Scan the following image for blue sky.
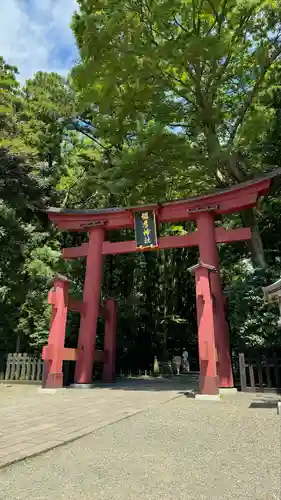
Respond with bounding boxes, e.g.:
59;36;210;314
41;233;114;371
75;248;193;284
0;0;78;83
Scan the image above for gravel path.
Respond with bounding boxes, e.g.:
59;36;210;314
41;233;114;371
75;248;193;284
0;392;280;500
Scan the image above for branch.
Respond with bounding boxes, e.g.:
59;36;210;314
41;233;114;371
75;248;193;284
165;82;195;105
173;16;192;36
218;0;228;31
79;117;95;127
192;0;197;33
168;123;190;127
207;5;273;102
207;53;232;100
60;167;88;208
171;72;195;90
137;1;176;44
206;0;228;37
72;122;107;149
228;45;281;146
227;155;245;183
172;90;196;108
206;0;220;25
192;0;204;35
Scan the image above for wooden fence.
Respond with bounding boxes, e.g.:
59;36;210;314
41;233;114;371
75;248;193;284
239;352;281;393
3;353;43;382
5;351;279;390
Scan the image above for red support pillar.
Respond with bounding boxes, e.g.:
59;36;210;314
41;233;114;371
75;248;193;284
42;277;70;389
196;212;234;388
74;227;105;385
194;265;219;395
103;298;117;383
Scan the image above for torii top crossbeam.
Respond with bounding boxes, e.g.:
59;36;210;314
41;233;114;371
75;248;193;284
48;169;280;232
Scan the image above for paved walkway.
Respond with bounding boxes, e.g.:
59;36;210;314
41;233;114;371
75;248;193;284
0;378;191;468
0;382;280;499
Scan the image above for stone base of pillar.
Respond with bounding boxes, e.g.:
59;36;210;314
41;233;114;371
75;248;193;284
43;372;63;389
199;375;219;395
70;383;95;389
38;388;57;394
219;387;238;395
195;394;222;401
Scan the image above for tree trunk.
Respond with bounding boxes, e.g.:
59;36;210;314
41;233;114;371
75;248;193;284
158;250;168;358
204;128;267;268
15;334;21;353
226;156;267;268
241;208;267;269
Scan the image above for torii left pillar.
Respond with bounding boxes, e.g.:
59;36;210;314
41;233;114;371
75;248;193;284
42;276;69;389
74;227;105;385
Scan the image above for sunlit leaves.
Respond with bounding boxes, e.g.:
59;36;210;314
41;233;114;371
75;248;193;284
72;0;281;194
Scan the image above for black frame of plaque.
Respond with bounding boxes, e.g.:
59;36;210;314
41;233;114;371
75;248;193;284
133;210;158;249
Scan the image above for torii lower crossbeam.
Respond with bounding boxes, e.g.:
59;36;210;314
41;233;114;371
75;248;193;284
62;227;251;259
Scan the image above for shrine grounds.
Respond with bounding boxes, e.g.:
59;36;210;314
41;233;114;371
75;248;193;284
0;379;280;500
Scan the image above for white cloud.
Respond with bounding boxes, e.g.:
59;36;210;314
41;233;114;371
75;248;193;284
0;0;79;83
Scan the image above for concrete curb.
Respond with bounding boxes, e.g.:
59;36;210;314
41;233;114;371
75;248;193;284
219;388;238;395
37;388;57;395
195;394;222;402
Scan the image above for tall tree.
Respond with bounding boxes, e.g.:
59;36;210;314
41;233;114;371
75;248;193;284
19;72;76;205
0;62;76;351
0;56;22;148
71;0;281;267
0;146;44;351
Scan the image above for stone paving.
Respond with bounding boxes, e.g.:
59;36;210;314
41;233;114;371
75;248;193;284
0;381;280;500
0;378;189;468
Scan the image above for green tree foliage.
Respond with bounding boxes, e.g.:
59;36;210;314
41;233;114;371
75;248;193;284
0;64;70;352
227;266;280;350
0;147;41;350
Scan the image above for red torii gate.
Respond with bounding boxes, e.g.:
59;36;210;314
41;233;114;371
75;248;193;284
45;170;279;396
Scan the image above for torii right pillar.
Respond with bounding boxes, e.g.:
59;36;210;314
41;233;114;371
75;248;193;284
196;211;234;389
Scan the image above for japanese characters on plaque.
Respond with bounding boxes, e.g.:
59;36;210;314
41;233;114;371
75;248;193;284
133;210;158;249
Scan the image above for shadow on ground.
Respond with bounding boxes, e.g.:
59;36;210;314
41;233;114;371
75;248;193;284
249;397;280;409
67;376;199;393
